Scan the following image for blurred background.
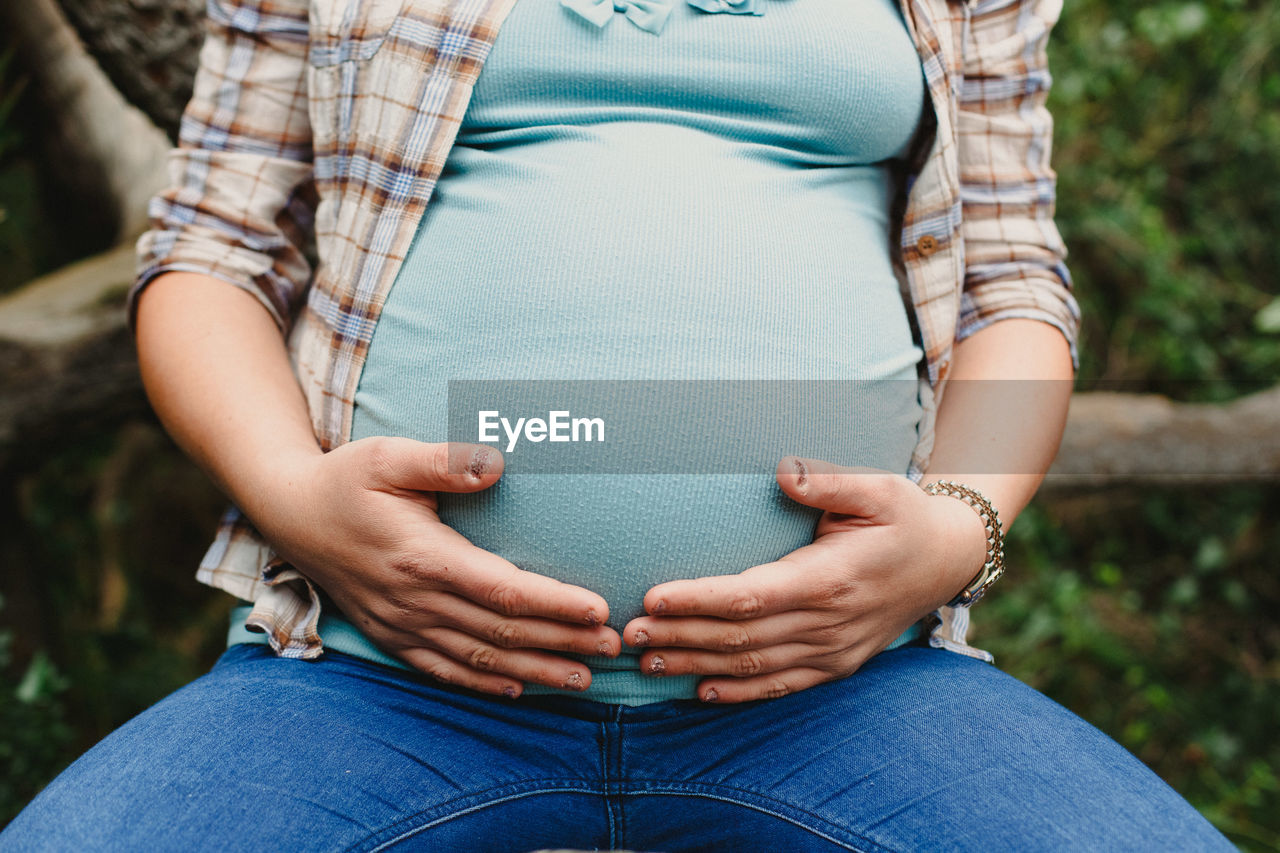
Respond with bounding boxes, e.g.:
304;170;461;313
0;0;1277;846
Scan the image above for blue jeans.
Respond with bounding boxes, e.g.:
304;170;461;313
2;643;1231;851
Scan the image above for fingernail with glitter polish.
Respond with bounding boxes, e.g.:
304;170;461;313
792;457;808;494
468;447;495;478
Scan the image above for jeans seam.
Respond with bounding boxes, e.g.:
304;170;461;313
621;782;898;853
613;705;628;849
598;720;617;849
357;781;892;853
349;780;603;852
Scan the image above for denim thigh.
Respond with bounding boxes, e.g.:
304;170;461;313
1;644;1233;852
2;644;616;851
613;646;1234;852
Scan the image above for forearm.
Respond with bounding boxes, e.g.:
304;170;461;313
921;319;1075;534
134;271;322;524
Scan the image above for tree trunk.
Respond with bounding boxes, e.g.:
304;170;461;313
56;0;206;140
0;0;174;241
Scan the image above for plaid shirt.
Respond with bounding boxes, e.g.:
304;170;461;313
132;0;1081;661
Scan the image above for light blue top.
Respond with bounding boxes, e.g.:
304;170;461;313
233;0;931;704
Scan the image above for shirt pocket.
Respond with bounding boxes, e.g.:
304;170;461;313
309;0;405;66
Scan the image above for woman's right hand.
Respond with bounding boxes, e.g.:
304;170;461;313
251;437;620;697
136;275;613;698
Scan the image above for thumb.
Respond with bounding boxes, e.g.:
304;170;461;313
775;456;903;518
360;438;504;492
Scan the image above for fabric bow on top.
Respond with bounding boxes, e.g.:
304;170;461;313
685;0;761;15
560;0;675;34
561;0;762;36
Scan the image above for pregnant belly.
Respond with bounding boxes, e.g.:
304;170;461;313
348;126;927;667
436;473;823;634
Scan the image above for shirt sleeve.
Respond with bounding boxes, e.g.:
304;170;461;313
130;0;316;335
955;0;1081;371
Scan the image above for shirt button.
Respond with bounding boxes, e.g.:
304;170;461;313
916;235;938;256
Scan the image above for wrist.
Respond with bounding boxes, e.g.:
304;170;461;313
233;444;327;534
930;493;990;601
921;480;1006;608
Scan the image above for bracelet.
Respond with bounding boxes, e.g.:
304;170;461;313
921;479;1005;608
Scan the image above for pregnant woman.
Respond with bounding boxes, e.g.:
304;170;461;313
3;0;1232;848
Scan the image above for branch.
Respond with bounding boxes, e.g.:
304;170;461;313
55;0;205;140
1042;386;1280;490
0;243;147;465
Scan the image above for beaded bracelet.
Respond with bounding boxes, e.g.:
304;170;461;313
921;479;1006;608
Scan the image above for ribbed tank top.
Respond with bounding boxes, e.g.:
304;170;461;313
233;0;932;705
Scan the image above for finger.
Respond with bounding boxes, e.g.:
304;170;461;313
637;643;819;680
643;560;810;620
419;626;593;692
397;646;525;698
696;667;832;704
359;437;504;492
775;456;906;519
623;611;822;653
439;592;622;657
442;544;611;626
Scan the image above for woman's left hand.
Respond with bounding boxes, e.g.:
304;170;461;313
622;456;992;703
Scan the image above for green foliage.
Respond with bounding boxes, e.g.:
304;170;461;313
983;490;1280;850
1028;10;1280;837
0;596;75;821
0;426;231;826
1050;0;1280;393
